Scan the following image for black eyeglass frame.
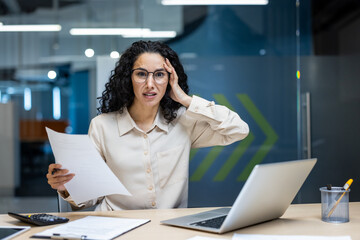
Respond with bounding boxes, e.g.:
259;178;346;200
131;68;171;84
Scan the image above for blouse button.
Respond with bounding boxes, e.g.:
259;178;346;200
144;151;148;155
143;134;147;139
146;168;151;173
152;201;156;207
148;186;153;191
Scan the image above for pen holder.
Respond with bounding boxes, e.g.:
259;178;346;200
320;187;350;223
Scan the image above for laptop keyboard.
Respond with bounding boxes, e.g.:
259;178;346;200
190;215;227;229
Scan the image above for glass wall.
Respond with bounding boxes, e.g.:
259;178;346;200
299;0;360;202
169;2;307;206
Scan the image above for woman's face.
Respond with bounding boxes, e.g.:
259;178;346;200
131;52;168;110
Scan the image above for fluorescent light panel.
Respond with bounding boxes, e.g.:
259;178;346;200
53;87;61;120
123;31;177;38
161;0;268;5
24;88;32;111
70;28;176;38
0;24;61;32
70;28;151;35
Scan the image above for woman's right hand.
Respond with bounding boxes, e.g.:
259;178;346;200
46;163;75;192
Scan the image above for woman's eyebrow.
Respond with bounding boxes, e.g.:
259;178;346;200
133;67;166;71
132;67;147;71
154;68;166;71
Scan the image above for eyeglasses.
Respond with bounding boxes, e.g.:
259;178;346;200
131;68;170;84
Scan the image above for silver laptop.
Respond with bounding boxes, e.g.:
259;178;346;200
161;158;317;234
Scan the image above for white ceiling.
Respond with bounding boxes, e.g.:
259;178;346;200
0;0;183;69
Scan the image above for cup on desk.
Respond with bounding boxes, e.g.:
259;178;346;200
320;187;350;223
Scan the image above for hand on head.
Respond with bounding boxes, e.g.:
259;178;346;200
46;163;75;192
163;58;192;108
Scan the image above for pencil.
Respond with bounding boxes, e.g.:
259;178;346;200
326;179;353;218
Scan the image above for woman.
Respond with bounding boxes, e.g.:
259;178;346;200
47;40;249;211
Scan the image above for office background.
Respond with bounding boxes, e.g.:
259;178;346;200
0;0;359;213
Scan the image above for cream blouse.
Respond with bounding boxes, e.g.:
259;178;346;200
62;95;249;211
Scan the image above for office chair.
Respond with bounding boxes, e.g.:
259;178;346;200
57;193;72;212
57;193;96;212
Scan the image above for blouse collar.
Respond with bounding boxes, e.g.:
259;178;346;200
117;107;169;136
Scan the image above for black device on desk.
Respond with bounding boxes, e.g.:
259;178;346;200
8;212;69;226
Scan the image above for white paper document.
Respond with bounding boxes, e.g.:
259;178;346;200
233;234;352;240
46;127;131;204
33;216;150;240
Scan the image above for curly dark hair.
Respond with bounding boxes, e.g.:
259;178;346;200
97;40;189;123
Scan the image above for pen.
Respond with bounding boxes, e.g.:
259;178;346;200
51;233;87;240
326;178;353;218
52;168;60;175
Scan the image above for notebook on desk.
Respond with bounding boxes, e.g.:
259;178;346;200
161;158;317;234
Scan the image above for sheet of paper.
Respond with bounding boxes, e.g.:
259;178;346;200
32;216;150;240
233;234;352;240
46;127;131;204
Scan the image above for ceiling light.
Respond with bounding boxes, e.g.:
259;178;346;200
0;24;61;32
85;48;95;58
48;70;57;79
110;51;120;59
1;94;9;103
123;31;177;38
161;0;268;5
6;87;15;94
70;28;151;36
0;22;3;26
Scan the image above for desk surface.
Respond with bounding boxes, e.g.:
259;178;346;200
1;202;359;240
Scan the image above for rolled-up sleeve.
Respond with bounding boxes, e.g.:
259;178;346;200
185;95;249;148
59;191;104;211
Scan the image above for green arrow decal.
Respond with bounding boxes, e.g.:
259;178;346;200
190;94;232;181
212;94;235;111
190;146;224;181
189;148;199;161
212;94;254;181
236;94;278;181
213;132;254;181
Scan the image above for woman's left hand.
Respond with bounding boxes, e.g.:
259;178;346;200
164;58;192;108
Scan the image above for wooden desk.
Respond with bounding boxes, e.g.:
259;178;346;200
1;202;359;239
